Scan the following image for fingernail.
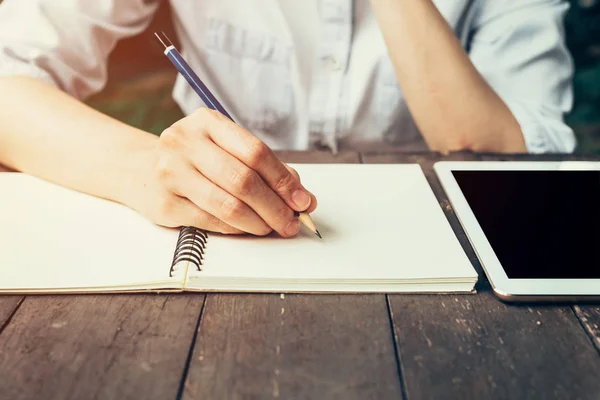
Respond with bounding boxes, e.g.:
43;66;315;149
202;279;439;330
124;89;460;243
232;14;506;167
292;189;311;209
284;219;299;236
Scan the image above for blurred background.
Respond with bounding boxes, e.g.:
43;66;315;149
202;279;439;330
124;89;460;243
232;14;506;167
3;0;600;153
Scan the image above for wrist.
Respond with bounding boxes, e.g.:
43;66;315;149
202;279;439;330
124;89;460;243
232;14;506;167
114;130;160;212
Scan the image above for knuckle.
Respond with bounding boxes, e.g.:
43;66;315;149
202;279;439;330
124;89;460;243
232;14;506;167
231;167;260;197
155;154;175;183
273;170;295;192
160;126;183;149
287;166;299;180
193;107;223;130
219;196;247;221
246;140;270;169
193;107;214;120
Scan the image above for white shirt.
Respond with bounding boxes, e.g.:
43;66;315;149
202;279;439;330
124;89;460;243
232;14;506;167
0;0;576;153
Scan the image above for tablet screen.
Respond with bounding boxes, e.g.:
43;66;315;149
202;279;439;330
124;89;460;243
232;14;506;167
452;170;600;279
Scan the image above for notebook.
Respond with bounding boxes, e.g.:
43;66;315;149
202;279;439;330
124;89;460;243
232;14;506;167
0;164;477;294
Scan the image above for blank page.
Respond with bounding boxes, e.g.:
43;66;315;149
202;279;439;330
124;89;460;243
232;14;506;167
186;164;476;290
0;174;181;292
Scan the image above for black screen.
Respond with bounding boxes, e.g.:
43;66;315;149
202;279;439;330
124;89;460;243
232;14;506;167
452;170;600;279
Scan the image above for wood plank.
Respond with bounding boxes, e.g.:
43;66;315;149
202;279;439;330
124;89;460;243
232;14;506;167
0;294;205;400
363;151;600;399
0;297;24;331
184;294;402;399
0;171;25;335
479;153;600;162
275;150;360;164
391;294;600;399
183;151;404;399
574;306;600;353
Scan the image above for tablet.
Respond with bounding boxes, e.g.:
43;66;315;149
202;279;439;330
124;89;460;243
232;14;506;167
434;161;600;302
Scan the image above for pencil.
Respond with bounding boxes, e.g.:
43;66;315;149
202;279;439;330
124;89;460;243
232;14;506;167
155;31;321;239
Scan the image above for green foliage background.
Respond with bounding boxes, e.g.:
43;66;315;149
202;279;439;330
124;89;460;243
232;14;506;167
564;0;600;152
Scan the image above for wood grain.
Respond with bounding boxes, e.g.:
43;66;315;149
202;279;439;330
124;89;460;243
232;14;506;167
390;294;600;399
0;170;24;333
0;297;24;331
275;150;360;164
363;151;600;399
479;153;600;162
574;306;600;354
183;151;403;399
183;294;402;399
0;295;205;400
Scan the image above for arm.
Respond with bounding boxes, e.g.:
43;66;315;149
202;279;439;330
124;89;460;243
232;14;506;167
0;0;315;237
0;78;316;237
0;76;157;207
0;0;162;200
370;0;574;153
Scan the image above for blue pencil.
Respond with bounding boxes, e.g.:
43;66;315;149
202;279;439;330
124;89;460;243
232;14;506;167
154;31;233;121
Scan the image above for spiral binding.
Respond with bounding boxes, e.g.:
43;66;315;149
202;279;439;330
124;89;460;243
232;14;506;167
169;226;208;277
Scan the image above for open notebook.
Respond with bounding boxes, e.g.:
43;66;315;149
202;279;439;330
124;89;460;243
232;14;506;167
0;164;477;293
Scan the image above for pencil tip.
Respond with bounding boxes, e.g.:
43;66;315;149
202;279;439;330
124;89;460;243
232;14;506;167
315;230;322;239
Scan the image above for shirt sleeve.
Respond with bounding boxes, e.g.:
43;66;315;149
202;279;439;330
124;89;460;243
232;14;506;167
468;0;576;153
0;0;160;99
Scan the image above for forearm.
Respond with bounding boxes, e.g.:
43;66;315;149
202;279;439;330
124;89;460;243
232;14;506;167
371;0;526;153
0;76;157;205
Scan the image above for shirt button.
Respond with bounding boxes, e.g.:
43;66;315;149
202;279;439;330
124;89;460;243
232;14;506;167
323;55;342;71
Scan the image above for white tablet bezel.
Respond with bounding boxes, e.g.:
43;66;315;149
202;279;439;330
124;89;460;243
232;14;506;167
434;160;600;300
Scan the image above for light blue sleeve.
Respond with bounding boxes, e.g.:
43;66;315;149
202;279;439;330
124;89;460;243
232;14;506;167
468;0;576;153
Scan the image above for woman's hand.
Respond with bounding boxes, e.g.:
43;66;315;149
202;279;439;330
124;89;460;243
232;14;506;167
130;108;317;237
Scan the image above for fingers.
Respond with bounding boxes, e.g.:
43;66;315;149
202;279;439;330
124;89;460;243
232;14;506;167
200;109;313;212
155;152;272;235
186;138;300;237
160;108;318;237
169;196;244;234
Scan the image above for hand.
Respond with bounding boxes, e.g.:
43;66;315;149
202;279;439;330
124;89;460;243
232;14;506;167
130;108;317;237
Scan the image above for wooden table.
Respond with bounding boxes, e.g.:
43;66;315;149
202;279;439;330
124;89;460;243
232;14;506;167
1;151;599;400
